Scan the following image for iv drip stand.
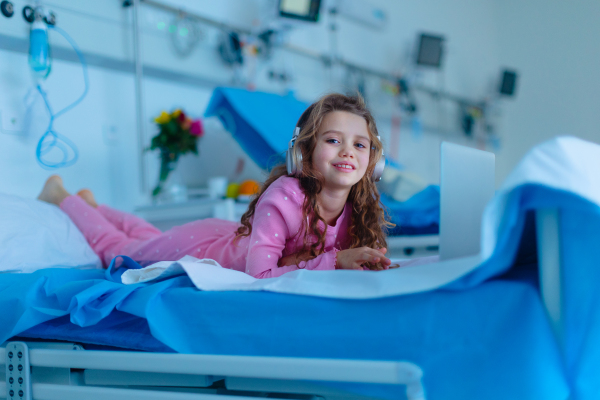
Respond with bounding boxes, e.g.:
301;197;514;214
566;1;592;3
132;0;147;193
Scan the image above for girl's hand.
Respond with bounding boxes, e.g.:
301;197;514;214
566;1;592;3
278;251;315;267
335;247;391;270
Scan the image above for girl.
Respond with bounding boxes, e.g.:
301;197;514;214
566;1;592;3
38;93;392;278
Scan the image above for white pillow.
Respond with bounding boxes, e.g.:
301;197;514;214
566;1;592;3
0;193;101;272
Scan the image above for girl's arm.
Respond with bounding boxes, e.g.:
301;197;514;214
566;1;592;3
280;247;392;270
245;187;338;279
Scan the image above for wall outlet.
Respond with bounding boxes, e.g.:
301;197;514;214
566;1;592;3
0;109;24;135
102;124;119;144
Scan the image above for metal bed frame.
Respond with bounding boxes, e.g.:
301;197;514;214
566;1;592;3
1;342;425;400
0;209;563;400
386;235;439;258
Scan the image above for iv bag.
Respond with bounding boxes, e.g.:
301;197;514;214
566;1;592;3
29;19;51;80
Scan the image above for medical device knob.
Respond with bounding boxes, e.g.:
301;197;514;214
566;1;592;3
43;11;55;26
22;5;33;22
0;1;14;18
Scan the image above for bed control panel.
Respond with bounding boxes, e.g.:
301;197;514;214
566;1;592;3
5;342;31;400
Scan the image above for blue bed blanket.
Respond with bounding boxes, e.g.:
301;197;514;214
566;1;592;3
6;267;566;400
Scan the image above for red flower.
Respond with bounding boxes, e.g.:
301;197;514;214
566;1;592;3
181;117;192;130
177;111;187;123
190;119;204;137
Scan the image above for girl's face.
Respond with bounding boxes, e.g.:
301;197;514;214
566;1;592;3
312;111;371;191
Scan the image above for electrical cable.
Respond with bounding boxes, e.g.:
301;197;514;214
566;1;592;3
35;25;89;169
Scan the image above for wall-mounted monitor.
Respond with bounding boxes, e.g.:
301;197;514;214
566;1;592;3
279;0;321;22
499;70;518;96
416;33;445;68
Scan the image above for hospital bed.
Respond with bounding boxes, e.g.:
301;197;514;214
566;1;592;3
0;222;568;400
0;342;424;400
1;192;578;399
380;188;440;258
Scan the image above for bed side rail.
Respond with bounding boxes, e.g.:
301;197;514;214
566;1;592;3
536;208;563;346
2;344;425;400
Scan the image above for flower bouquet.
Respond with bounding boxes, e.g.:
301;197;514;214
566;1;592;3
148;109;204;197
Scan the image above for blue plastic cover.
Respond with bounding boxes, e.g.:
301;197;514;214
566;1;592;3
204;87;309;170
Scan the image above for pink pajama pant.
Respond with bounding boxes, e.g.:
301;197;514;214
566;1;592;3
60;195;163;267
60;195;247;270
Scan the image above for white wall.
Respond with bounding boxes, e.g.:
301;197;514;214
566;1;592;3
492;0;600;186
0;0;562;212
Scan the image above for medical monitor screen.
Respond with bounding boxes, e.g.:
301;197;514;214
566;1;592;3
416;34;444;68
279;0;321;22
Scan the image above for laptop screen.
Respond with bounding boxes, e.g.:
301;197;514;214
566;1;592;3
439;142;495;260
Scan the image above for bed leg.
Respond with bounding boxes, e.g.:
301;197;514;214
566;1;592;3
398;362;425;400
536;208;563;347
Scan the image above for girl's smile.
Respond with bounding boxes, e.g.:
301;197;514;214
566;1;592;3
332;161;356;171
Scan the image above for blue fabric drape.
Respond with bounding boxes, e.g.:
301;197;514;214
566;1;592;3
204;87;308;171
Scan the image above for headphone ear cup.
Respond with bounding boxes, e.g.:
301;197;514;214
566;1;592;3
370;135;385;182
293;145;303;176
286;147;294;175
371;152;385;182
286;141;303;176
371;150;385;182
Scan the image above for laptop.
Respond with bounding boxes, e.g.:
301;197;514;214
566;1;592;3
439;142;495;260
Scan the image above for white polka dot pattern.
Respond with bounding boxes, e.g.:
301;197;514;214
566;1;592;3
70;176;349;278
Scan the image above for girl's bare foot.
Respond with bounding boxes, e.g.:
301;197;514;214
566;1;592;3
77;189;98;208
37;175;71;206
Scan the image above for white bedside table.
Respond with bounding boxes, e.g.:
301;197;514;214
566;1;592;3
135;198;249;231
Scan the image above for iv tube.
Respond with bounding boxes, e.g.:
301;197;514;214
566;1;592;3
35;25;89;169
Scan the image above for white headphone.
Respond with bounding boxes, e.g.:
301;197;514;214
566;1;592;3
286;126;386;182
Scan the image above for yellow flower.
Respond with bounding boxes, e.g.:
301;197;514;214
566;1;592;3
171;109;182;118
154;111;171;124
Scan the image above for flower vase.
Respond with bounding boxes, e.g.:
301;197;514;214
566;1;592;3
153;151;188;203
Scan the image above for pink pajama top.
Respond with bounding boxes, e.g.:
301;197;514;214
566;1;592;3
241;176;351;278
61;176;351;279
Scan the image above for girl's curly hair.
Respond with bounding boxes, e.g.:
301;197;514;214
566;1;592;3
235;93;393;270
